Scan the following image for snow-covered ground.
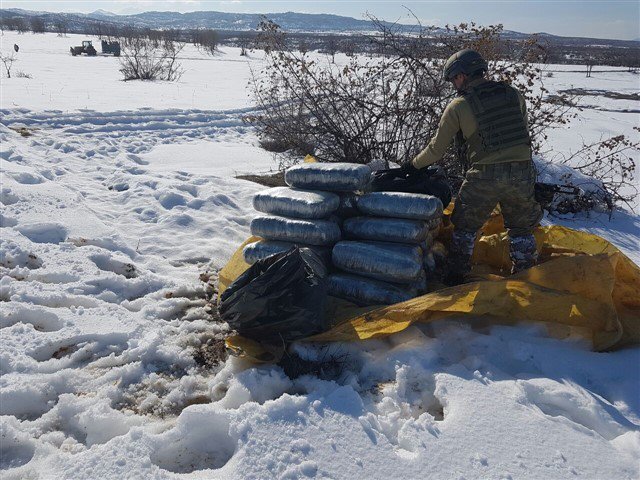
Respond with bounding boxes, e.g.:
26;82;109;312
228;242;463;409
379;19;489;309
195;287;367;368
1;31;639;479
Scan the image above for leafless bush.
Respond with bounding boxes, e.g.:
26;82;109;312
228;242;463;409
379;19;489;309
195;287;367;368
5;17;27;34
192;29;219;55
558;131;638;208
15;70;32;79
30;16;46;34
255;16;286;55
119;35;185;81
54;19;69;37
1;50;17;78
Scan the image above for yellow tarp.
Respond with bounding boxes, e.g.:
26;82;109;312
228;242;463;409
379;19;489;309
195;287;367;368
220;217;640;361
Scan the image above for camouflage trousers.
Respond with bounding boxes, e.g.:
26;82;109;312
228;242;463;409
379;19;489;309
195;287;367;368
449;161;543;276
451;161;542;236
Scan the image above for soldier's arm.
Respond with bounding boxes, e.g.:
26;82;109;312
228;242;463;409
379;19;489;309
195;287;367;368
411;101;460;169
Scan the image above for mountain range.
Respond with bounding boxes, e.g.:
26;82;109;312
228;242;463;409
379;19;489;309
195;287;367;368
1;8;638;48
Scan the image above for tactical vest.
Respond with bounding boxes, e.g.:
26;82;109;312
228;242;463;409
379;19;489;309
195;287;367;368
462;80;530;162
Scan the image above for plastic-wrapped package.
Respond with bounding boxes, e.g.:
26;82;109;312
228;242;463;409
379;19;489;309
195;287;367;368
251;215;341;246
253;187;340;219
328;273;414;306
285;163;371;192
343;217;428;244
332;241;423;283
356;192;443;220
243;240;331;265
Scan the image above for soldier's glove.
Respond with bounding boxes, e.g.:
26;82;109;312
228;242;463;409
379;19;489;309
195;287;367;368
401;160;420;176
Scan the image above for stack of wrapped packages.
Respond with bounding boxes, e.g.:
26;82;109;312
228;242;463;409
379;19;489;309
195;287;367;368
244;162;444;307
245;163;371;265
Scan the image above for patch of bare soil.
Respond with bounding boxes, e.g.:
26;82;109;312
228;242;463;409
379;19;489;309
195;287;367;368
9;126;37;137
193;337;229;368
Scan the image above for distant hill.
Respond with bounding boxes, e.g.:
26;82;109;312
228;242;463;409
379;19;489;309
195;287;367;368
1;7;638;48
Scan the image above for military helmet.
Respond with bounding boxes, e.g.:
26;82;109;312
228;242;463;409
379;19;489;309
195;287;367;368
443;49;488;81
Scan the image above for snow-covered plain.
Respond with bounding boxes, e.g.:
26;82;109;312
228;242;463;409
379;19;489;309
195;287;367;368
1;32;639;479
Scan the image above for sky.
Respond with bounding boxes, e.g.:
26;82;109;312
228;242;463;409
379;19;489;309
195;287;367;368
2;0;639;40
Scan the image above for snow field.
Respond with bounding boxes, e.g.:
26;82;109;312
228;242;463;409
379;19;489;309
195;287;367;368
1;31;639;479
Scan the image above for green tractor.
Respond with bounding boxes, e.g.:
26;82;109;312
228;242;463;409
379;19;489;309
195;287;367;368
70;41;97;56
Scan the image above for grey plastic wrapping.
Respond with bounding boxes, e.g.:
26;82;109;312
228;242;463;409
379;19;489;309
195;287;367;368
328;273;414;306
243;240;332;265
356;192;443;220
250;215;341;246
253;187;340;219
343;217;428;244
332;241;423;283
285;163;372;192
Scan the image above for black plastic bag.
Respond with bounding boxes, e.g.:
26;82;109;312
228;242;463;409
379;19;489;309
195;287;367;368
218;247;328;343
371;166;452;208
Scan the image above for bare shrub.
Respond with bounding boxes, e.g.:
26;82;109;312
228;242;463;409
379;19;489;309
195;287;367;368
119;34;185;81
192;29;219;55
6;17;27;34
54;19;69;37
557;131;639;208
15;70;32;79
30;16;46;34
255;16;286;55
1;50;17;78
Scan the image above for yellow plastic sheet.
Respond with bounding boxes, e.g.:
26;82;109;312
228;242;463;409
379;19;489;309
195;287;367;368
220;218;640;361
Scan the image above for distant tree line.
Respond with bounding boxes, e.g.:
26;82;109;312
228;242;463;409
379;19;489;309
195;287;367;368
0;13;637;70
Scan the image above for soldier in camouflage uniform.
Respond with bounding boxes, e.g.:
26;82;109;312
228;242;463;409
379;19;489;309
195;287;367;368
403;49;542;284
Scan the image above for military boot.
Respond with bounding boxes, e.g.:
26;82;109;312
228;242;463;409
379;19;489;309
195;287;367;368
444;229;476;286
509;234;538;274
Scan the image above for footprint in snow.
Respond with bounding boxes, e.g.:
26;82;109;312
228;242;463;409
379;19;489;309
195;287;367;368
0;188;21;206
17;223;68;244
89;254;138;279
0;427;35;471
1;305;64;332
0;213;18;228
9;171;46;185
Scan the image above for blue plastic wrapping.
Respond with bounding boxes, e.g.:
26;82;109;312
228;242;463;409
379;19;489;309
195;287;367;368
343;217;428;244
253;187;340;219
243;240;331;265
328;273;414;306
356;192;443;220
251;215;341;246
285;163;371;192
332;241;423;283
